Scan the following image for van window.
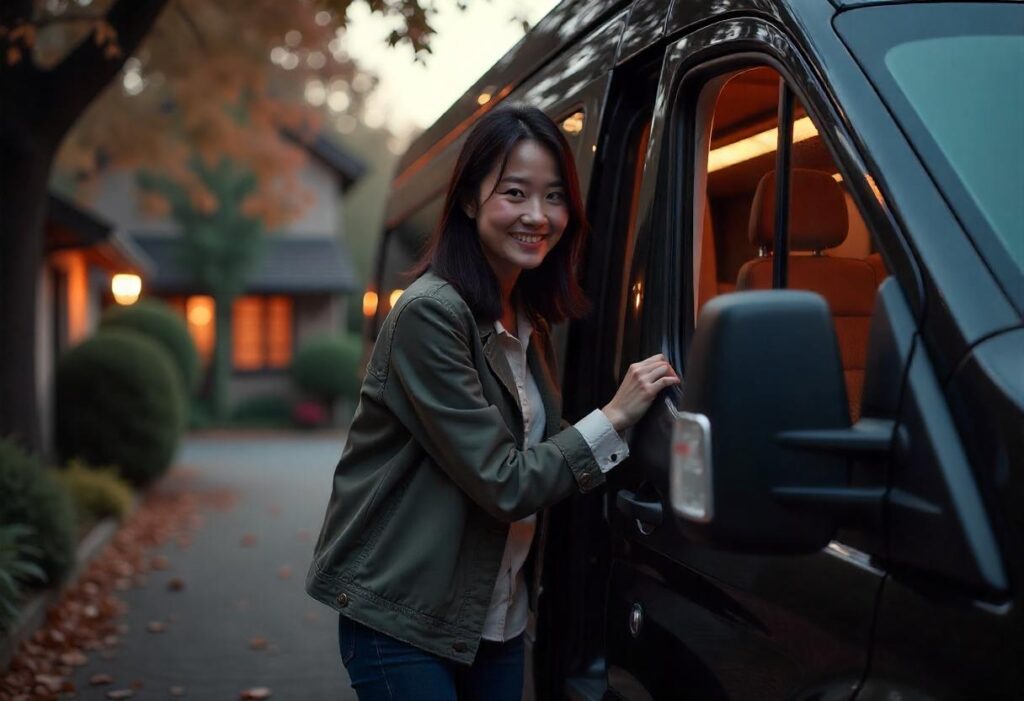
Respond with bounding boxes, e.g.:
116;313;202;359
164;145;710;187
691;66;888;420
837;4;1024;296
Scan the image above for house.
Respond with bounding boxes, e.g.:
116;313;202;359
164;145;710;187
39;193;153;454
88;133;366;411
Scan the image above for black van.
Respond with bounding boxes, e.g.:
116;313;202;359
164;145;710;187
366;1;1024;698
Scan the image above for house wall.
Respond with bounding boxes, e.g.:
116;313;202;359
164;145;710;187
37;250;100;457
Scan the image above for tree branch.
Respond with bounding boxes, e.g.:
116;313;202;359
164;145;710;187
38;0;171;141
174;1;208;52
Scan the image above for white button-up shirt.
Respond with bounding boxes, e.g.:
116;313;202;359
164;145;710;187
480;313;629;642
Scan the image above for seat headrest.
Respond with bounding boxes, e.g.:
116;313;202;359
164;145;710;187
748;169;848;251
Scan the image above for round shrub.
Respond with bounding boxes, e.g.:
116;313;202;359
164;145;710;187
291;334;362;405
101;299;200;392
56;330;184;487
0;438;77;584
56;460;135;527
230;395;293;427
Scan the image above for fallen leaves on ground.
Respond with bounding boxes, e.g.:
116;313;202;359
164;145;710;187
240;534;258;547
276;565;292;580
240;688;272;700
0;470;234;700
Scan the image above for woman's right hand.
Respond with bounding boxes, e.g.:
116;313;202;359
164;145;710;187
601;354;681;433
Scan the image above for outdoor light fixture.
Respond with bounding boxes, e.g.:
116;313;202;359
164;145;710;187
389;289;404;309
111;274;142;305
363;290;379;317
561;111;584;134
707;116;818;173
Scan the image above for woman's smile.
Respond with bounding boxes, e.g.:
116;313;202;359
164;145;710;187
469;139;569;288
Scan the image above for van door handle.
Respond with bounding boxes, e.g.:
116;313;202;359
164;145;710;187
616;490;663;526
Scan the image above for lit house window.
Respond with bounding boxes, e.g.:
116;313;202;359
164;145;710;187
185;296;216;364
232;296;293;371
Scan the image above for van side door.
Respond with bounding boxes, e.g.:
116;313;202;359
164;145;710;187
604;13;918;700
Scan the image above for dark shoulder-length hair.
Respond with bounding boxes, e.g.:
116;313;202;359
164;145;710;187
414;104;590;325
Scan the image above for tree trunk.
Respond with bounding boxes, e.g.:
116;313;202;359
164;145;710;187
0;0;170;453
0;130;56;454
210;292;234;421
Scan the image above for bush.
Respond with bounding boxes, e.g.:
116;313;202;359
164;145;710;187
230;395;293;427
56;330;185;487
100;299;200;392
56;461;134;529
291;334;362;406
0;439;76;585
0;524;48;630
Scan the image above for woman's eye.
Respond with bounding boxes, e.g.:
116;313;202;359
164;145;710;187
547;191;566;203
504;188;525;198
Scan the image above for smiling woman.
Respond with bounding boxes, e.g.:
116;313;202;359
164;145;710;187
305;104;679;701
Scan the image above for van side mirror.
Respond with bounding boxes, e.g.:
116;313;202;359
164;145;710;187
672;291;850;553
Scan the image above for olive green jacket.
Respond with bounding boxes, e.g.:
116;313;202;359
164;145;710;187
305;271;606;665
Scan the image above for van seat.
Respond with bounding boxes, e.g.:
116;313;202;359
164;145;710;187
736;169;878;420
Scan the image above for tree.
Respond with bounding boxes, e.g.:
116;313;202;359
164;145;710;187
137;156;270;420
0;0;442;453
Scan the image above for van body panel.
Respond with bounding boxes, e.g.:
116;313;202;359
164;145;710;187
618;0;671;65
392;0;627;183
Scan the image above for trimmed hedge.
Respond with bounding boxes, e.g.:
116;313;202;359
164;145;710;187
56;330;184;487
0;438;76;584
230;395;293;427
57;461;134;528
101;299;200;392
291;334;362;405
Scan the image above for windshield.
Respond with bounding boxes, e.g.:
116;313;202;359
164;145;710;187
836;4;1024;298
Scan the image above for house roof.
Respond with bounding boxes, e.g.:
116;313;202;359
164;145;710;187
284;131;367;192
46;192;154;274
130;234;358;295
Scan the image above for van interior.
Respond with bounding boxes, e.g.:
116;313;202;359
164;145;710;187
694;66;888;420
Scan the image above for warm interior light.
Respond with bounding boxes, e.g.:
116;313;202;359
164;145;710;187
561;111;584;134
363;290;379;317
832;172;844;182
111;274;142;305
389;289;404;308
632;281;643;313
477;92;492;105
708;117;819;173
187;296;214;326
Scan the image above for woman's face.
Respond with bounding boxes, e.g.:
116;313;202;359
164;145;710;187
468;139;569;285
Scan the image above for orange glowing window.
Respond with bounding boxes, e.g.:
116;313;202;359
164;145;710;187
266;297;293;369
185;296;216;363
232;295;293;371
233;297;265;371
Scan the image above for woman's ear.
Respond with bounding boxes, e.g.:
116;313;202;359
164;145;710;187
462;198;478;220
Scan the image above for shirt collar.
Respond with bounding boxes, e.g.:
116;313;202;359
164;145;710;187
493;308;533;348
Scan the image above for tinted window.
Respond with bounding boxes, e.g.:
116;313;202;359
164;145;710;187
837;4;1024;300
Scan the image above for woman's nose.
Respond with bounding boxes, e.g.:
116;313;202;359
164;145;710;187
520;198;545;226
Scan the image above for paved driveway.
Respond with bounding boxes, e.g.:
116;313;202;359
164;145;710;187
66;431;354;700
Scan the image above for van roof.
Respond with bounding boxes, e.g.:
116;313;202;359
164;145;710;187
393;0;627;182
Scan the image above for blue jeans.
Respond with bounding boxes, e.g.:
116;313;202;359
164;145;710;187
338;615;525;701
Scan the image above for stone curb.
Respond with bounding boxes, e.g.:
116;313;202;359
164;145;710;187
0;501;135;672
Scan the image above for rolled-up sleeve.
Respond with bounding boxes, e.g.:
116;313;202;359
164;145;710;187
574;409;629;473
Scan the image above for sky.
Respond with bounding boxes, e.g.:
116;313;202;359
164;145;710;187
342;0;561;146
